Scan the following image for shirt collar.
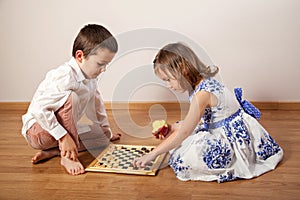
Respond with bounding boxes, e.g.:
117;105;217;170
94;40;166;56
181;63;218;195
68;57;86;82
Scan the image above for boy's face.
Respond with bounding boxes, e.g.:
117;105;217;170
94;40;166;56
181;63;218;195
155;66;185;93
77;48;115;79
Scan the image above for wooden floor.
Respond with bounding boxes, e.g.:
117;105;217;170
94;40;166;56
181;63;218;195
0;106;300;200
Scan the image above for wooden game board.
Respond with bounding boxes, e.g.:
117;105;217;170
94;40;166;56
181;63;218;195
85;144;167;176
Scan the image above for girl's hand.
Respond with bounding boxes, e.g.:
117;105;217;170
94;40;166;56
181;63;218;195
132;152;157;168
156;121;181;140
59;133;78;161
157;134;167;140
110;133;121;141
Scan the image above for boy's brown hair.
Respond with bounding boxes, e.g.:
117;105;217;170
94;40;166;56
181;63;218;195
72;24;118;58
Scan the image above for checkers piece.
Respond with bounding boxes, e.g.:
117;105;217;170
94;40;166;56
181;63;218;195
85;144;167;176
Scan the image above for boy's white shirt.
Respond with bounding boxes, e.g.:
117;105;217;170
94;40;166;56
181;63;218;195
21;57;111;140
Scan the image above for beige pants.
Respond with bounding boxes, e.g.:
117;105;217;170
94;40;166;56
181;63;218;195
26;92;109;152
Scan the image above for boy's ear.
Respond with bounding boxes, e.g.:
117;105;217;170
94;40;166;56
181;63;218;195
75;50;85;63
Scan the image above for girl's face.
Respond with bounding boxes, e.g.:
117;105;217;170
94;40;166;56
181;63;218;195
155;66;185;93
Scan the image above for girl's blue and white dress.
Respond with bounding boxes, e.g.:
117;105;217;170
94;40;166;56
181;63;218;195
168;78;283;183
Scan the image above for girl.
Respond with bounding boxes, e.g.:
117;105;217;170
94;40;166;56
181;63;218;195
133;42;283;183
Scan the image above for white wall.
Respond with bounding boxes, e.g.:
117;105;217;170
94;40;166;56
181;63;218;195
1;0;299;102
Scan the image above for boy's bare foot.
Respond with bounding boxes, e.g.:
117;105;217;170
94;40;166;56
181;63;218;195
32;149;60;164
60;156;85;175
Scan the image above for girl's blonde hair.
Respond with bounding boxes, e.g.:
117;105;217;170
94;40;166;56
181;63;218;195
153;42;219;94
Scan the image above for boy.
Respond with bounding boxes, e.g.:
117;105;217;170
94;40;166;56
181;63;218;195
22;24;121;175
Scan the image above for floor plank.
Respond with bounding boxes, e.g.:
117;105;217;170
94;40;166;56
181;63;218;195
0;108;299;200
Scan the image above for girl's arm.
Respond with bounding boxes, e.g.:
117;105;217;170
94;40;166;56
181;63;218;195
133;90;212;167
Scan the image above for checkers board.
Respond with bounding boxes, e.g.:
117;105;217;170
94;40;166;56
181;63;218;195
85;144;167;176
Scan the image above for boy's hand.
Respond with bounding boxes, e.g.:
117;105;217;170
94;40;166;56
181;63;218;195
59;133;78;161
110;133;121;141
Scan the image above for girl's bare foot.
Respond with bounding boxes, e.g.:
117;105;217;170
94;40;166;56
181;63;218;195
60;156;85;175
32;148;60;164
